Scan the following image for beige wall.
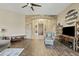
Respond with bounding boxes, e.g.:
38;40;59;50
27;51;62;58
57;3;79;27
0;9;25;36
25;15;57;39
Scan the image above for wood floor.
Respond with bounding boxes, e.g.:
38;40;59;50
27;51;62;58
11;39;79;56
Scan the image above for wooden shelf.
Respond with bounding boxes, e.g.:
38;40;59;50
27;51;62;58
75;21;79;51
56;24;63;36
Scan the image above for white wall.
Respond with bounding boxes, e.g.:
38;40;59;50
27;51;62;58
25;23;32;39
0;9;25;36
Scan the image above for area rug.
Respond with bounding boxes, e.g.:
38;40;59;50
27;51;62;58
0;48;24;56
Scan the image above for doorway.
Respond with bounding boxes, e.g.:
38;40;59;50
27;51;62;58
32;19;48;39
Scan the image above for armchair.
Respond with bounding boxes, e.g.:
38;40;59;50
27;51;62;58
44;32;55;46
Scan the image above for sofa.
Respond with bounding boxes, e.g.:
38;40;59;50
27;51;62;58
0;40;10;52
11;35;25;42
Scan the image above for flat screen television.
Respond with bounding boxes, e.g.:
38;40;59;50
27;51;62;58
62;26;75;36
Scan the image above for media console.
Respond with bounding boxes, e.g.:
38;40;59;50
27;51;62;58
58;35;76;51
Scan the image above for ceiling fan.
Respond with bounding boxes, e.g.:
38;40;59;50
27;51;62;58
22;3;42;11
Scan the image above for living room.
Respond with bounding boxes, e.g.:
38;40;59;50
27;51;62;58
0;3;79;56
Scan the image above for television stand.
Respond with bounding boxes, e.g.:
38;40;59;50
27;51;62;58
58;35;76;51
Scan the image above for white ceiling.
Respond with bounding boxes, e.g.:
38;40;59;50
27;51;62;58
0;3;71;15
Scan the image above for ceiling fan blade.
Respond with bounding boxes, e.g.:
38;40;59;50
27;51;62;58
22;3;29;8
31;6;34;11
31;3;41;7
